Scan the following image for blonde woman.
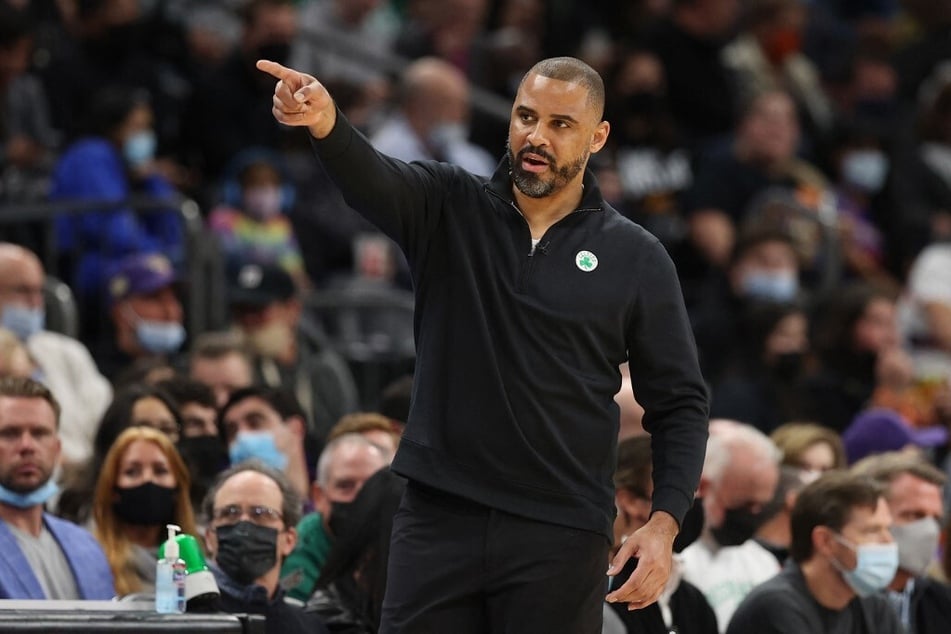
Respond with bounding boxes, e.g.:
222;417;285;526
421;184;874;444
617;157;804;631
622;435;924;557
770;422;847;474
93;426;197;596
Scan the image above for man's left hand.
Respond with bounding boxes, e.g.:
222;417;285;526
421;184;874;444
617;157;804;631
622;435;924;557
605;510;678;610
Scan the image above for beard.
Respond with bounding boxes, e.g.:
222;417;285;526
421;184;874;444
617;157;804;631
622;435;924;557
507;139;588;198
0;467;52;494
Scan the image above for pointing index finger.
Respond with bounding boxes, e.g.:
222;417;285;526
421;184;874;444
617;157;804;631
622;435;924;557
256;59;295;81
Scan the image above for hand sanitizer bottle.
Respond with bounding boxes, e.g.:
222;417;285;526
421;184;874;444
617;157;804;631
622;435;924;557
155;523;186;613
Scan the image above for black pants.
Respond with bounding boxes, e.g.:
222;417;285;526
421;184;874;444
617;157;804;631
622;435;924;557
380;482;610;634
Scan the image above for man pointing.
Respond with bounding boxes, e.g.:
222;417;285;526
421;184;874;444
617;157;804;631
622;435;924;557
259;56;709;633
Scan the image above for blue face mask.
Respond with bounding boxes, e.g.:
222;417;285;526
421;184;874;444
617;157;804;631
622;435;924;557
1;304;44;341
136;320;185;354
229;431;287;471
740;270;798;302
842;150;889;193
0;479;59;509
123;130;156;167
831;534;899;597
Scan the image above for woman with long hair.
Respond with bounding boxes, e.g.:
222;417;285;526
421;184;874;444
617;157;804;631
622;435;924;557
93;426;197;596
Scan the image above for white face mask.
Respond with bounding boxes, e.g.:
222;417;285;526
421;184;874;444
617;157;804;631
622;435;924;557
890;517;941;577
243;185;283;220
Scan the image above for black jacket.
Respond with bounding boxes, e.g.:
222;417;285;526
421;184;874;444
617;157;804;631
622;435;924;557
311;112;709;537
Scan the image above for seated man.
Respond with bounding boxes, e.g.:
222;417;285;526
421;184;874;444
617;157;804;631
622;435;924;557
188;330;255;409
680;420;782;631
220;386;313;499
727;471;903;633
0;377;114;599
100;252;187;381
852;452;951;634
0;243;111;467
281;432;388;602
202;460;328;633
227;261;359;441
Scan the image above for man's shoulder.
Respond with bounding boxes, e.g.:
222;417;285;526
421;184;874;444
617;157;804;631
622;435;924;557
28;330;90;357
42;513;98;542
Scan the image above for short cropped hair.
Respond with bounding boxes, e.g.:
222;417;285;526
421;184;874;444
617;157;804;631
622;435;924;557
202;459;303;529
850;451;947;490
0;376;61;428
523;57;605;120
789;471;883;563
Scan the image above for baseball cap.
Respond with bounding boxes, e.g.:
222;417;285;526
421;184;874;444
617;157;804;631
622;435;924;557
226;261;296;308
842;408;948;465
107;252;177;305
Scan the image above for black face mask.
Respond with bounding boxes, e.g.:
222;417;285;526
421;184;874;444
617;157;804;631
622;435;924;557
710;505;769;547
177;436;229;485
214;521;279;585
327;500;353;537
770;351;804;380
113;481;177;526
673;497;705;553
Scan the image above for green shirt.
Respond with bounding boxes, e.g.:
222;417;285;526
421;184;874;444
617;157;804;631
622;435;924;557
280;512;332;602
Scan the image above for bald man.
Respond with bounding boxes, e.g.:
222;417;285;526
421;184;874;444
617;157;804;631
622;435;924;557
0;243;111;466
370;56;496;176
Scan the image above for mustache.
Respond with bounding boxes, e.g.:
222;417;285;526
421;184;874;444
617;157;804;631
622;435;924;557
516;144;556;165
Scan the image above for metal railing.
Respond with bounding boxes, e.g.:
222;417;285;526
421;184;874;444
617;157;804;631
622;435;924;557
0;194;227;340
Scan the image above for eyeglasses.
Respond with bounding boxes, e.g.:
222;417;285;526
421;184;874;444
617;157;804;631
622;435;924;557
212;504;283;525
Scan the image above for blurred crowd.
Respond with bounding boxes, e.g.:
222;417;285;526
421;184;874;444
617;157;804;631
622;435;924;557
1;0;951;632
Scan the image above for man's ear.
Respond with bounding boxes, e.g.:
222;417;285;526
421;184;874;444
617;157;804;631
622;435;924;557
812;525;835;558
590;120;610;154
286;415;306;440
280;526;297;557
311;481;329;517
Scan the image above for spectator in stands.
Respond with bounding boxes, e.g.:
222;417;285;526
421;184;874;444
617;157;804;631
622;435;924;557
682;89;825;273
203;460;330;634
188;330;255;409
643;0;742;149
841;408;947;466
608;435;719;634
0;2;59;207
209;147;308;286
753;465;819;565
371;57;496;177
99;252;186;381
722;0;834;141
306;467;407;632
887;64;951;273
157;375;229;516
0;243;112;467
281;433;388;602
605;47;692;249
726;471;903;634
820;122;893;287
710;300;810;433
689;228;803;383
801;283;901;431
92;426;197;596
851;452;951;634
181;0;300;182
219;386;311;500
226;261;359;441
0;377;115;599
326;412;399;461
770;422;848;474
393;0;489;77
57;382;182;525
680;421;782;631
897;241;951;382
49;86;183;319
289;0;395;113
